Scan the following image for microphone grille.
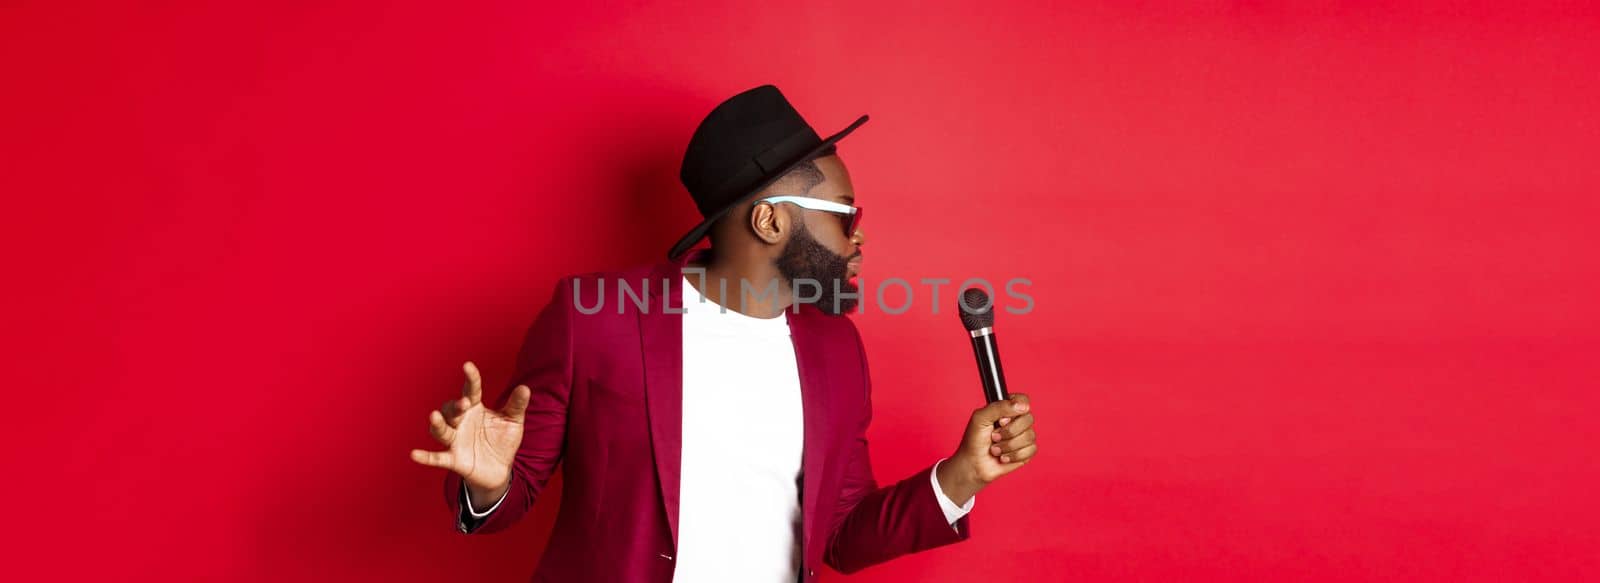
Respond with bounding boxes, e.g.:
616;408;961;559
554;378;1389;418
958;288;995;331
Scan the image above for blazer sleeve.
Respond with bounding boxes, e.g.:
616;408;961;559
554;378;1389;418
821;327;972;573
443;276;576;534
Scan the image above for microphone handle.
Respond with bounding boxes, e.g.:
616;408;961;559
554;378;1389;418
968;331;1010;404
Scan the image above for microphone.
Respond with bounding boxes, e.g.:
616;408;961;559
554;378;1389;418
958;288;1009;405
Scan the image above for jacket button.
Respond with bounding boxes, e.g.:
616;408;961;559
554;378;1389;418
808;569;816;576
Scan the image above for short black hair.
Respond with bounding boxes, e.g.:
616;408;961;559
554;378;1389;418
775;158;826;194
707;148;838;249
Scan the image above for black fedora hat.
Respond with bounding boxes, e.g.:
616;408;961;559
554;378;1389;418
669;85;868;259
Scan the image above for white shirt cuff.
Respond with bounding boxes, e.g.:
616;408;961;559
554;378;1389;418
930;457;975;526
463;482;509;518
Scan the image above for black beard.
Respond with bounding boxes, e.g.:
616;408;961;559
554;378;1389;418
775;221;859;316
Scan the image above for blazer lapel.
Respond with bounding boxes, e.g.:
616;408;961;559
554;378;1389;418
639;256;687;551
786;302;836;558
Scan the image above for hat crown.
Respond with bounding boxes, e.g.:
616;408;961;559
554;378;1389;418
679;85;822;216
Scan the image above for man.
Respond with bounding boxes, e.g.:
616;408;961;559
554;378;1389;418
409;85;1039;582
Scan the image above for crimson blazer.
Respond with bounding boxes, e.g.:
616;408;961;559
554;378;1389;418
441;251;971;582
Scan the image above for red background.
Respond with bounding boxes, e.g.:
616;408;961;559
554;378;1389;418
3;1;1597;581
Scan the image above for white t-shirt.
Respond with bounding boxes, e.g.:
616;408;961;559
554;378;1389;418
674;275;808;581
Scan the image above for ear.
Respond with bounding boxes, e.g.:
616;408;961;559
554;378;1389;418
749;202;789;245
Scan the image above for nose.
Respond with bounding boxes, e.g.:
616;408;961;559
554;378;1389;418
851;228;866;248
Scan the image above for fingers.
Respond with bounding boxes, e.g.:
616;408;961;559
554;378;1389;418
444;361;481;429
989;427;1036;456
500;385;531;419
409;448;455;470
999;443;1037;465
991;412;1035;442
428;409;456;445
441;396;470;428
971;393;1032;427
462;361;484;406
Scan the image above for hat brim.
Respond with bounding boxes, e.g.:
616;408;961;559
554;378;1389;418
667;114;870;260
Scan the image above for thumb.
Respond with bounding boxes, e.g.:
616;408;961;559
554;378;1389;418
972;394;1030;428
499;385;532;420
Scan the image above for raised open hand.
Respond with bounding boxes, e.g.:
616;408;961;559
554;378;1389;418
409;361;531;502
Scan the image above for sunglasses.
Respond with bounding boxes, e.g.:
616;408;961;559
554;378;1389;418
756;195;864;237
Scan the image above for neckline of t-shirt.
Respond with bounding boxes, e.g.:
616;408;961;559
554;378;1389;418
680;276;790;327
